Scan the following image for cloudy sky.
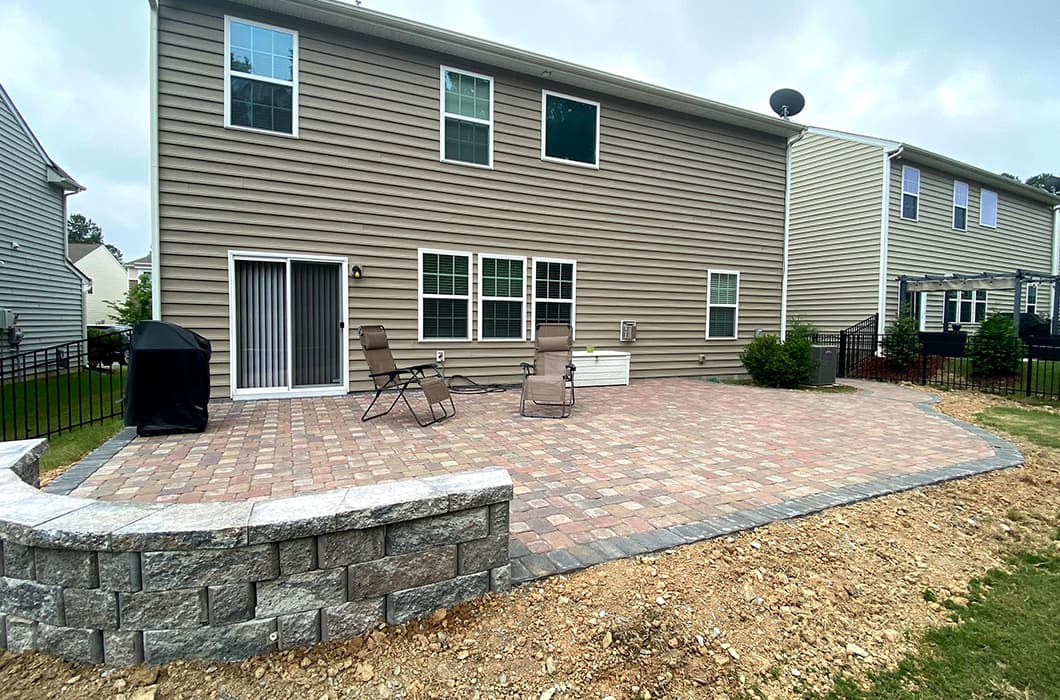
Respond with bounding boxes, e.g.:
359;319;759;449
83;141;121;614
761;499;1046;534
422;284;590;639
1;0;1057;259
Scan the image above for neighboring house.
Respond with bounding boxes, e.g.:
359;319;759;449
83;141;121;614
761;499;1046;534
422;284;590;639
151;0;802;399
125;251;152;289
70;243;129;324
788;127;1060;335
0;83;86;359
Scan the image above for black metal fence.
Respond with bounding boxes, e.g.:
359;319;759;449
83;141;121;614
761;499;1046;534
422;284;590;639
812;314;879;379
0;329;131;441
813;329;1060;401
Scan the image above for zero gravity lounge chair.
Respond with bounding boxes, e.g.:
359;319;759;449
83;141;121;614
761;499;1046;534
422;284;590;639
520;323;576;418
359;325;455;427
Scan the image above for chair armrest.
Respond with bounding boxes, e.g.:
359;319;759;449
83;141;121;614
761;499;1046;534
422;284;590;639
368;369;402;379
401;362;436;372
520;362;534;376
566;363;577;373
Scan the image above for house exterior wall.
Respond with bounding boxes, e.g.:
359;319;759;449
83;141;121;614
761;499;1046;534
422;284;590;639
156;0;790;397
886;159;1056;331
0;92;84;357
787;133;883;332
76;247;129;324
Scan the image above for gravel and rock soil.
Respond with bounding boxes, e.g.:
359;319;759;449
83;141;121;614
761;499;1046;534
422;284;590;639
3;388;1059;700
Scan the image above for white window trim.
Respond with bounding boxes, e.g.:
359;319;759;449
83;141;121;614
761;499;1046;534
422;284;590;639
530;256;577;341
705;269;740;340
418;247;473;342
439;65;494;169
947;289;988;324
540;90;601;169
1027;283;1038;314
980;188;998;228
952;180;969;231
477;253;527;342
227;249;349;400
223;16;299;138
900;165;920;222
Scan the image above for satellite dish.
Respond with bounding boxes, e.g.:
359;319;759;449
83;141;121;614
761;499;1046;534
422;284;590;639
769;89;805;119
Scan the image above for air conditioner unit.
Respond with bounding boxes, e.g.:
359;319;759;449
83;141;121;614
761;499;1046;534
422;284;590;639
619;319;637;342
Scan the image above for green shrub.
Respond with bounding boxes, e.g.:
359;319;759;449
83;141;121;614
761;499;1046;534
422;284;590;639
87;328;127;368
968;314;1023;376
740;326;817;388
883;309;921;370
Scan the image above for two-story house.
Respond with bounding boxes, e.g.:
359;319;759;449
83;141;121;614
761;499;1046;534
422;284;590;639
0;83;86;359
70;243;130;324
150;0;802;399
787;127;1060;335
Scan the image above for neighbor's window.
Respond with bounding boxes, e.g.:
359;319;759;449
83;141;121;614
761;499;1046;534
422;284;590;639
532;258;576;336
953;181;969;231
420;250;471;340
706;270;740;339
1027;284;1038;315
980;188;998;228
441;67;492;167
945;289;987;324
478;255;526;340
542;91;600;167
225;17;297;135
901;165;920;220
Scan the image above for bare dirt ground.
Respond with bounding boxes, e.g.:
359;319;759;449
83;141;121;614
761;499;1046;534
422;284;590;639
3;388;1059;700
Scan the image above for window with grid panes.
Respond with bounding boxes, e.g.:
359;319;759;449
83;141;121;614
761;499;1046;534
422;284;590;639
706;271;739;339
441;68;492;166
226;18;296;135
944;289;987;324
420;251;470;339
479;256;525;340
534;260;575;328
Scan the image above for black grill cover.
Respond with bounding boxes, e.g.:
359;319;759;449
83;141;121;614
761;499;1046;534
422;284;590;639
124;320;211;436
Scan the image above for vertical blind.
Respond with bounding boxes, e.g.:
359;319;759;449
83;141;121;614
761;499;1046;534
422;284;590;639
291;261;341;387
235;260;288;389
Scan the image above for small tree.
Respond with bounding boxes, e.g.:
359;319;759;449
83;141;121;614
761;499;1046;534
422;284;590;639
968;314;1023;376
882;307;921;370
107;273;152;325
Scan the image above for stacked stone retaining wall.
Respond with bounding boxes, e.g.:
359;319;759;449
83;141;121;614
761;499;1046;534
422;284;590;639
0;439;511;665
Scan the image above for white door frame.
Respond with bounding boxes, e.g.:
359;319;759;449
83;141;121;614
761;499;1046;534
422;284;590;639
228;249;349;400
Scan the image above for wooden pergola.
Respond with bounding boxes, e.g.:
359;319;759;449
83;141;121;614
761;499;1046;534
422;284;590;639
897;270;1060;334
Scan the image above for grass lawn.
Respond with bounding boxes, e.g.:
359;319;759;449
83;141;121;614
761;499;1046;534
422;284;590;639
1;367;125;441
38;417;124;473
975;406;1060;449
820;547;1060;700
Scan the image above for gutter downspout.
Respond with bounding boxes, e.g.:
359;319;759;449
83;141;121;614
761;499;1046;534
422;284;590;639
1052;205;1060;334
149;0;161;320
877;146;904;339
779;128;807;340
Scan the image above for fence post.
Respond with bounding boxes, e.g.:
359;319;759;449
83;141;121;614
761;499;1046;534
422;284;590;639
920;349;928;386
1026;345;1034;397
838;330;848;378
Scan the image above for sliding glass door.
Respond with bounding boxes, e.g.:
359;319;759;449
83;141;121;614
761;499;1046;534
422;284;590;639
231;253;347;398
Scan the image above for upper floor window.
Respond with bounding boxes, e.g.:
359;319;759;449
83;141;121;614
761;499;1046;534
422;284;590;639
706;270;740;340
419;249;471;341
440;67;493;167
901;165;919;220
541;91;600;167
952;180;969;231
980;189;998;228
225;17;298;136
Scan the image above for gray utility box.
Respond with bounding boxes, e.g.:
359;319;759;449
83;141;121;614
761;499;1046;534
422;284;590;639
809;345;837;386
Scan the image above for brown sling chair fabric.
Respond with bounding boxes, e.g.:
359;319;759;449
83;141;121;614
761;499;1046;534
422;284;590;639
359;325;455;427
520;323;576;418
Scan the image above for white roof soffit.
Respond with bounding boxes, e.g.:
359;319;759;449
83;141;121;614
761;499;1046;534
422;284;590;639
898;145;1060;207
230;0;803;139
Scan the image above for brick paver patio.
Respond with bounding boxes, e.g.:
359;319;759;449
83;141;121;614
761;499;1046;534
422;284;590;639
61;377;1015;581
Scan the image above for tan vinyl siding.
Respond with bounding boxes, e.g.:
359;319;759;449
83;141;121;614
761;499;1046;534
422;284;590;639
887;160;1055;331
0;93;84;356
157;1;788;397
786;133;883;331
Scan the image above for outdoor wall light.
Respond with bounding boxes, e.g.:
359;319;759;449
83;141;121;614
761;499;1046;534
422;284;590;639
351;265;364;279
